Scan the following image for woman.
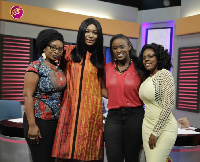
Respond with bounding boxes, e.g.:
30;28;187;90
52;18;104;162
23;29;66;162
139;43;178;162
104;34;144;162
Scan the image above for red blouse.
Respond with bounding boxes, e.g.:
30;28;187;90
106;62;142;109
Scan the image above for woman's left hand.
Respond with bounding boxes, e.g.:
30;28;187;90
148;133;157;149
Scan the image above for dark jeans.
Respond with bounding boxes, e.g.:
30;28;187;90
104;107;144;162
23;113;58;162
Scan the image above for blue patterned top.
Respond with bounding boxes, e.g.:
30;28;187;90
26;57;66;120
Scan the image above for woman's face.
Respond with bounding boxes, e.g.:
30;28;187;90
112;38;131;61
43;40;63;63
85;24;98;46
142;48;158;74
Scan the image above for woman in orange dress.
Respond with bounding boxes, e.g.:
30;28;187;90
52;18;104;162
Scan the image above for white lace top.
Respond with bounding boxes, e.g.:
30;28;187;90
139;69;175;137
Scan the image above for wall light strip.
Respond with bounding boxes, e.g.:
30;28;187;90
179;90;197;93
181;48;200;51
179;76;198;79
2;67;27;70
180;62;199;65
180;59;199;62
178;106;196;110
2;64;28;66
178;97;197;100
179;69;198;72
3;45;30;49
4;37;31;41
3;41;30;45
2;75;25;77
179;80;198;82
2;79;24;81
3;52;30;56
179;87;197;89
2;86;24;88
178;100;197;103
179;72;198;75
180;51;199;54
2;60;30;63
179;93;197;96
3;49;30;52
2;82;24;85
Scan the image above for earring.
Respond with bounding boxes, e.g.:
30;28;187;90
42;53;46;60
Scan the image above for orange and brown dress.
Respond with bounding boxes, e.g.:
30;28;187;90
52;45;103;161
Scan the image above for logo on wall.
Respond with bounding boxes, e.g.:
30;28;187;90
10;6;24;19
166;157;173;162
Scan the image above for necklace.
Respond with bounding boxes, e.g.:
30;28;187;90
115;59;132;74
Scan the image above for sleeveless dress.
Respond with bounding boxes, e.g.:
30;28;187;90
52;45;103;161
139;69;178;162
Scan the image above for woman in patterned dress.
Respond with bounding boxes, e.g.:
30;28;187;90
52;18;104;162
139;43;178;162
23;29;66;162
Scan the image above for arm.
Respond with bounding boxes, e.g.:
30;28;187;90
23;72;41;144
149;70;175;149
102;88;108;99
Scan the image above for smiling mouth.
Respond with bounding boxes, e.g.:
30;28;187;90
117;53;123;57
87;39;94;42
145;63;151;67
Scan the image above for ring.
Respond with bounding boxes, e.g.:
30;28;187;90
30;137;35;140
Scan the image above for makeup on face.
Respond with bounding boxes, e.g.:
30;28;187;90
142;48;158;75
43;40;64;63
112;38;131;62
85;24;98;46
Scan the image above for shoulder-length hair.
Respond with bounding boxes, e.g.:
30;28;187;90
72;18;104;70
109;34;141;77
139;43;172;79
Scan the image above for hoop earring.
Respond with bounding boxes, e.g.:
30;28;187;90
42;53;46;60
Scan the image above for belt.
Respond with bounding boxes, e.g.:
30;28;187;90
109;106;143;111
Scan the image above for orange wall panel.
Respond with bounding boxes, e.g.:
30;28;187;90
176;14;200;35
0;0;139;38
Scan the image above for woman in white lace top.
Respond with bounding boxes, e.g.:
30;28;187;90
138;43;178;162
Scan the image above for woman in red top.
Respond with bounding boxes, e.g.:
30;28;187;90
104;34;144;162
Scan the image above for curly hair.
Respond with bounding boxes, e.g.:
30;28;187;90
139;43;172;79
71;18;104;71
36;29;64;56
110;34;141;77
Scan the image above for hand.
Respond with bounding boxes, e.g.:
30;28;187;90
28;124;42;144
148;133;157;149
178;117;190;128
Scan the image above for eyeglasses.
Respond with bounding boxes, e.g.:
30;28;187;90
143;54;156;60
48;45;63;53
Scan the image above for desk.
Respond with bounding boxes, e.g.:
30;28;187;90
0;118;32;162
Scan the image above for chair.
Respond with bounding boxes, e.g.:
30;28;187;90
0;100;22;121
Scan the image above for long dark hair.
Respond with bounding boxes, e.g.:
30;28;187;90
139;43;172;80
71;18;104;71
110;34;141;77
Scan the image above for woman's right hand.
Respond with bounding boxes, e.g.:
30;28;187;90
28;124;42;144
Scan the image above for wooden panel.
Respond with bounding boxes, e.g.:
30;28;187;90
0;0;140;38
176;14;200;35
